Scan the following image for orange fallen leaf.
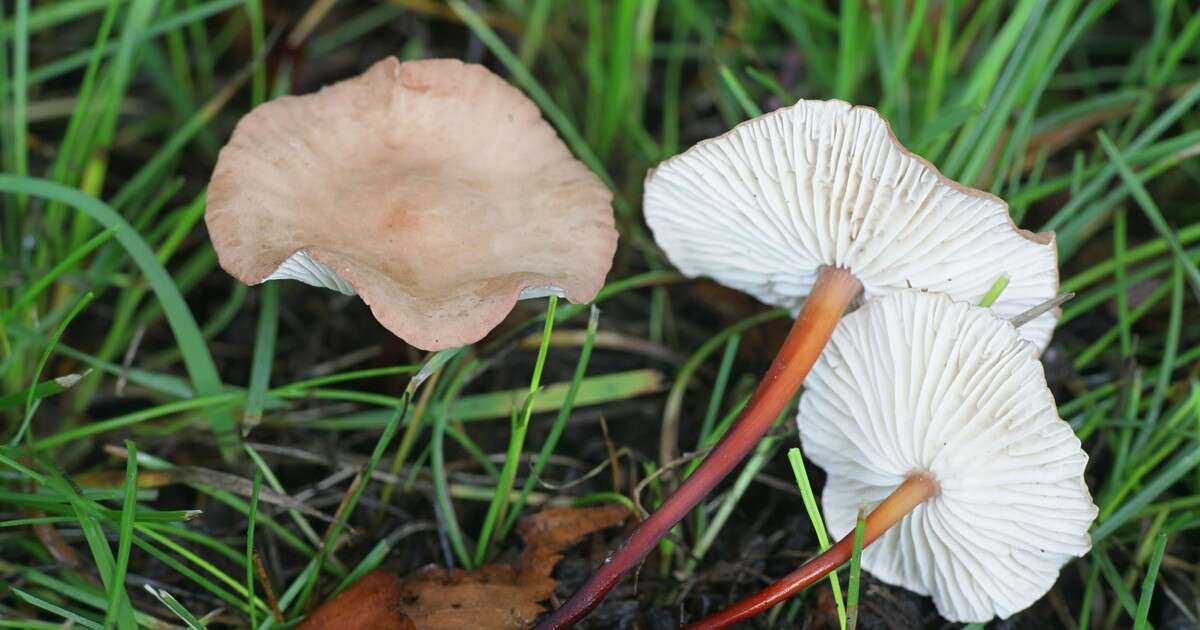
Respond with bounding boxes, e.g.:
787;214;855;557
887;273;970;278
394;564;544;629
300;504;629;630
300;570;413;630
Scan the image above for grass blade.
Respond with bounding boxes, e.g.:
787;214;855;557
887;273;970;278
2;226;117;323
445;0;623;210
501;306;601;537
1134;533;1168;629
244;283;279;427
290;386;414;612
0;176;238;459
474;296;559;567
11;292;94;446
788;447;847;630
1097;130;1200;303
144;585;208;629
10;588;103;629
846;504;868;630
8;0;28;212
246;466;263;628
102;440;140;630
1094;444;1200;542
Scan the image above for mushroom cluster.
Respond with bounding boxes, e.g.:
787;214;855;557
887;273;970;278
206;57;618;350
205;59;1096;627
545;99;1071;629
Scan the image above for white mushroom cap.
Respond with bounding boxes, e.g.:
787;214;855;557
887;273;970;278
644;99;1059;352
798;290;1096;623
206;57;617;350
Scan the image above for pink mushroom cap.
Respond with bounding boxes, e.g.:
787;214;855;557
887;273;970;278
206;57;618;350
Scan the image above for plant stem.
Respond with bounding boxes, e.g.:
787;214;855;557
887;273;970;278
539;267;862;629
473;295;557;567
685;473;940;630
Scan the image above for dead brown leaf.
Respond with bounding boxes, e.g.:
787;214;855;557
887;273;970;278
394;565;545;629
300;570;413;630
515;503;628;578
300;504;630;630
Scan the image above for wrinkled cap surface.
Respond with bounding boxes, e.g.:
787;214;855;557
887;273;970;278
644;99;1059;352
206;57;617;350
798;290;1096;623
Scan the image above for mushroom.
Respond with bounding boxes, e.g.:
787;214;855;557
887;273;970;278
544;99;1059;628
687;290;1097;629
206;57;618;350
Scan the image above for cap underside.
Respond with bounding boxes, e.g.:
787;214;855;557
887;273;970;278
799;290;1096;622
644;99;1060;352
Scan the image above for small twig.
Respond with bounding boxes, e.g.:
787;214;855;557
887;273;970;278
431;492;457;570
632;423;797;519
530;446;634;491
293;468;358;503
633;446;713;520
317;470;364;555
599;416;623;492
752;472;803;497
115;325;145;396
287;0;338;49
100;445;340;525
517;329;686;365
300;345;381;379
245;442;556;505
1009;292;1075;328
253;549;284;623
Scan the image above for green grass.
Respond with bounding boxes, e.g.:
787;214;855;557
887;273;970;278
2;1;1199;628
846;504;868;630
473;295;558;567
786;447;846;630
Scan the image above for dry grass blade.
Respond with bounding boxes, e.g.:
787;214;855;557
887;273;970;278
75;464;339;525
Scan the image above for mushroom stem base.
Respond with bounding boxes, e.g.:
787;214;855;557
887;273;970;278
685;472;941;630
538;266;862;630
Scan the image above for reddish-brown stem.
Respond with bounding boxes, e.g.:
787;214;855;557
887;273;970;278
685;473;941;630
539;267;863;629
